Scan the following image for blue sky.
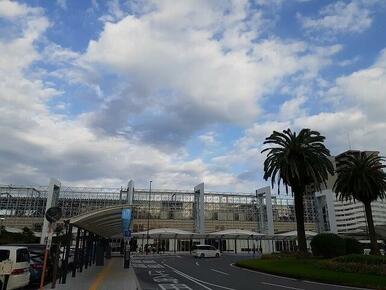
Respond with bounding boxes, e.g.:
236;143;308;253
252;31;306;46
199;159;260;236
1;0;386;192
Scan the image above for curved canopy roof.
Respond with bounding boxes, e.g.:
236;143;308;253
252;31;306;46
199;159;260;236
69;205;131;238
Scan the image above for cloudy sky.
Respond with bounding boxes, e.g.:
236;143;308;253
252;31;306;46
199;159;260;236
1;0;385;192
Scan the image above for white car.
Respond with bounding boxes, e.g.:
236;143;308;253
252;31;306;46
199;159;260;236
0;246;31;290
192;245;221;258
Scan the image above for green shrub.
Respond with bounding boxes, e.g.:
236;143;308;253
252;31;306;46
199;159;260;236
333;254;386;266
311;233;346;258
322;260;386;276
344;238;363;255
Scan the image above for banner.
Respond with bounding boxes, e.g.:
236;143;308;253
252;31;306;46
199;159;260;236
121;208;132;237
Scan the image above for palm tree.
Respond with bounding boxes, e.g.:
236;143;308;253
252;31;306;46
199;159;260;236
262;129;334;254
333;151;386;255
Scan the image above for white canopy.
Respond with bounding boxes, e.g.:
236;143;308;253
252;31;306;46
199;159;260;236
277;230;318;237
207;229;264;239
132;228;196;239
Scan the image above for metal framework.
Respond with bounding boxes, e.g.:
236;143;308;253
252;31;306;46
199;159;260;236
0;184;318;233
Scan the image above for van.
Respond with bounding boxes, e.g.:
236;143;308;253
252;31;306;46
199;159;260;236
192;245;220;258
0;246;30;290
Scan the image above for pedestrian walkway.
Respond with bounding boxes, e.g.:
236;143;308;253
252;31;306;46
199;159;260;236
46;257;140;290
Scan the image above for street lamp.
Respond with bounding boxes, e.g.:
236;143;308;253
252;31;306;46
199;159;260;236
146;181;152;252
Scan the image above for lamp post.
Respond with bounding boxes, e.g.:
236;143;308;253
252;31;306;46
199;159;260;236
146;181;152;252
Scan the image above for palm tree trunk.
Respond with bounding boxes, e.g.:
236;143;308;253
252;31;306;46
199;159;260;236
294;189;307;254
363;201;380;255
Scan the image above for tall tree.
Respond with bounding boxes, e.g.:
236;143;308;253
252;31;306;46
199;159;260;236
262;129;334;253
333;151;386;255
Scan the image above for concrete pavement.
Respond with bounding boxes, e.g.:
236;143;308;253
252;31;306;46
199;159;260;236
44;257;140;290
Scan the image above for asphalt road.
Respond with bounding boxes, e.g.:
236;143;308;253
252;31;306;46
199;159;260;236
132;254;369;290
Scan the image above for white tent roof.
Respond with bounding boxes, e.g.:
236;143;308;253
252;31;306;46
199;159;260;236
209;229;264;236
134;228;195;236
206;229;265;239
277;230;318;237
132;228;196;239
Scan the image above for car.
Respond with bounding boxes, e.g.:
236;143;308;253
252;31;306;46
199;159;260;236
8;244;50;285
192;245;221;258
0;246;31;290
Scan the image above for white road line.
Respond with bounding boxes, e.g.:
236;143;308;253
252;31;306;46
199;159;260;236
195;261;199;266
210;269;229;276
262;282;304;290
303;280;371;290
163;263;235;290
163;265;213;290
229;264;298;281
230;264;369;290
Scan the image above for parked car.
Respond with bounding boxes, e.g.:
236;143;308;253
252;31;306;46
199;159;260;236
0;246;30;290
8;244;50;285
192;245;221;258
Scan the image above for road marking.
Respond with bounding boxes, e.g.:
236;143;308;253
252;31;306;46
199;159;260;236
304;280;371;290
195;261;199;266
163;264;213;290
262;282;304;290
230;264;297;281
231;264;369;290
163;263;236;290
210;269;229;275
88;259;113;290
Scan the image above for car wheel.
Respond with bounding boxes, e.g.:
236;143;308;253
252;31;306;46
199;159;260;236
200;253;205;258
215;253;220;257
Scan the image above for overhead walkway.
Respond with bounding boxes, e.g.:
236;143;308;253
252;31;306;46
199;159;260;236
55;205;133;287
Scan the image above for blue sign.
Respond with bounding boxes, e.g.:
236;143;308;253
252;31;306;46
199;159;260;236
121;209;132;236
121;208;131;220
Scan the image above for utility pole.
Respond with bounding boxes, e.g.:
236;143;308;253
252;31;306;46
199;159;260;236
146;181;152;252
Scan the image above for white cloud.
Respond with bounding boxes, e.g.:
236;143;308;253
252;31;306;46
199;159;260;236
0;0;28;18
99;0;126;22
3;0;382;193
198;132;217;146
79;0;340;148
328;48;386;120
279;95;307;120
56;0;67;10
298;1;373;34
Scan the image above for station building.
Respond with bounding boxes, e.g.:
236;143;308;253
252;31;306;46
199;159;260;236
0;182;318;253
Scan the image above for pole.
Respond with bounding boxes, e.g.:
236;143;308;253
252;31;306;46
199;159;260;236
146;180;152;251
72;227;80;277
39;223;53;290
61;223;72;284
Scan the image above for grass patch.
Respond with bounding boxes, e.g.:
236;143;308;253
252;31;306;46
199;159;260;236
235;257;386;289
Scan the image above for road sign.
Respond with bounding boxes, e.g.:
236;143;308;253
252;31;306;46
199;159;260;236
45;207;62;223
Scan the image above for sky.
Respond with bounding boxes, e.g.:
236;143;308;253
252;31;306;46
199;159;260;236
0;0;386;192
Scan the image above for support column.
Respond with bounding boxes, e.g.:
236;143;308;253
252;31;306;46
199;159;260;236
61;223;72;284
84;232;89;270
194;183;205;244
80;230;86;272
92;238;97;264
72;227;80;277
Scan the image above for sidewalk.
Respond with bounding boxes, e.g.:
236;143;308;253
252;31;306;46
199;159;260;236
46;257;140;290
